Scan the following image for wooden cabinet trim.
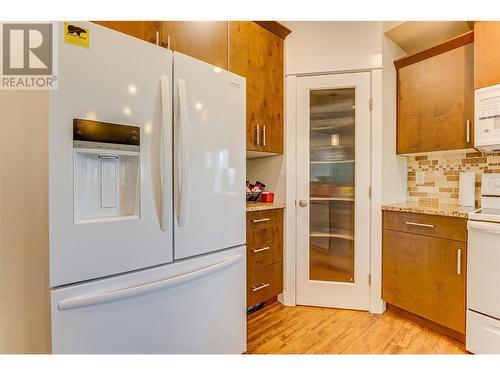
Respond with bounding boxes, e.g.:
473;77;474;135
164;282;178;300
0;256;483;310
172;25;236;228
394;30;474;70
253;21;292;39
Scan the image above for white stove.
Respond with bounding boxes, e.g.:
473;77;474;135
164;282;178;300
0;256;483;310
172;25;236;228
466;173;500;354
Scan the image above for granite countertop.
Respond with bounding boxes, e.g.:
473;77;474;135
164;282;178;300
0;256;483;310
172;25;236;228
381;201;476;219
246;202;286;212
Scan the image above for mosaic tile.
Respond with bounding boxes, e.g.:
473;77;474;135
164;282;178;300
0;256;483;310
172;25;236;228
407;151;500;206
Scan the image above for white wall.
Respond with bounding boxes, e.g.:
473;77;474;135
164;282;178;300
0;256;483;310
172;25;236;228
284;21;383;75
282;21;407;312
0;90;51;353
246;155;286;203
381;34;407;204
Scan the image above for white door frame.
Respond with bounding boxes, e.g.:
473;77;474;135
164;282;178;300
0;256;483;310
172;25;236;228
279;69;385;314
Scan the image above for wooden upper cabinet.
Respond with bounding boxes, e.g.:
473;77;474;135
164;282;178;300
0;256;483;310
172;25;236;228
93;21;228;69
229;21;285;154
92;21;161;44
161;22;228;69
92;20;288;154
259;28;284;154
228;21;261;150
395;32;474;154
474;21;500;89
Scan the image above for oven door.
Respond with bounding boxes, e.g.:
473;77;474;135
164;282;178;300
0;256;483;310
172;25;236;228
467;220;500;319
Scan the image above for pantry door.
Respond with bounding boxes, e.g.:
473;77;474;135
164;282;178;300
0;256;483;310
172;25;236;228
296;72;371;310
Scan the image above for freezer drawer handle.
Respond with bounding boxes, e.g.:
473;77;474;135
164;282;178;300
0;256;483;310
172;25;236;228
57;254;243;311
253;246;270;253
252;218;270;223
405;221;435;228
252;283;270;292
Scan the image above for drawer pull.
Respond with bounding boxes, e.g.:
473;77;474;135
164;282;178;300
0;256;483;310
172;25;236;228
252;218;270;223
252;283;270;292
405;221;435;228
457;248;462;275
253;246;270;253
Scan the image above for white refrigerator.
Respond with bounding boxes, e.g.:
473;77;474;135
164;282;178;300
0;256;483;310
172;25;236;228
49;22;246;354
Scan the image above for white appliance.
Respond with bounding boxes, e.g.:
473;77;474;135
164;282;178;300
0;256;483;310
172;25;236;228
467;173;500;354
49;22;246;353
474;83;500;152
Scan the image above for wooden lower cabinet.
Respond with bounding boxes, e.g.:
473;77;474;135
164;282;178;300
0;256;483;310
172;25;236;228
382;211;467;334
247;263;283;308
246;208;284;308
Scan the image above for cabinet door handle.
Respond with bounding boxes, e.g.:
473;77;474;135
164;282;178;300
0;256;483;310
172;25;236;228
252;283;270;292
252;218;270;223
457;248;462;274
405;221;435;228
256;124;260;145
167;35;171;50
466;120;471;143
253;246;270;253
155;31;160;46
262;125;266;146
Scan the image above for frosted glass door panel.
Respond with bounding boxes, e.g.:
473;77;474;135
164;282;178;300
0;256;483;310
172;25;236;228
309;88;355;283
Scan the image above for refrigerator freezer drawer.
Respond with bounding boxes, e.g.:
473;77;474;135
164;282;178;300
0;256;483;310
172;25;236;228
467;310;500;354
51;246;246;354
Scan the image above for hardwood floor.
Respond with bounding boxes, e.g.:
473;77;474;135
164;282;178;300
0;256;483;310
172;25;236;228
247;302;468;354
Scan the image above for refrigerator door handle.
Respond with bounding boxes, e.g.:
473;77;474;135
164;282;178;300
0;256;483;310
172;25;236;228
57;254;243;311
176;78;189;227
160;75;172;232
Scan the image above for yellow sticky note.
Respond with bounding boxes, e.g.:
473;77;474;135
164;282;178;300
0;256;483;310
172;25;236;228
64;22;90;48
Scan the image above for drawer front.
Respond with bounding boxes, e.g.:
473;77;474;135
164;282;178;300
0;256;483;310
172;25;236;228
383;229;466;333
247;262;283;308
247;225;283;270
466;310;500;354
383;210;467;242
246;208;283;231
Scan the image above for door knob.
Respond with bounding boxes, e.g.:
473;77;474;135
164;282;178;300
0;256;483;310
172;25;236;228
299;199;308;207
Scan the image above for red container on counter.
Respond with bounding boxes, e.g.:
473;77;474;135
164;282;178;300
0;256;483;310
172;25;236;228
260;192;274;203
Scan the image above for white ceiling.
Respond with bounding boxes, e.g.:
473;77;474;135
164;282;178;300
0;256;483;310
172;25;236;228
384;21;473;55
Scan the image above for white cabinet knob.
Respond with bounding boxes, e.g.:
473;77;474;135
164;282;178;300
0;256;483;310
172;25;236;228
299;199;308;207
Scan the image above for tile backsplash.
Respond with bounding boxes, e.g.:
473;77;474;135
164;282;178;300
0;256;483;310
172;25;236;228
407;151;500;207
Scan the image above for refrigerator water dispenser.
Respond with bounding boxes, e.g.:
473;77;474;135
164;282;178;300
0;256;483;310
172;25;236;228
73;119;140;223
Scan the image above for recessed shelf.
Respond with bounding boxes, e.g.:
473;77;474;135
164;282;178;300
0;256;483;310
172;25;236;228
310;230;354;241
310;160;354;165
310;197;354;202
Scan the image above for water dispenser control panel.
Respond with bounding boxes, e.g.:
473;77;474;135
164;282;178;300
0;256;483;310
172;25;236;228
73;119;140;152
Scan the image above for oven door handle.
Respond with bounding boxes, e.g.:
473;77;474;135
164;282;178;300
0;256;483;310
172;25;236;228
468;220;500;234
